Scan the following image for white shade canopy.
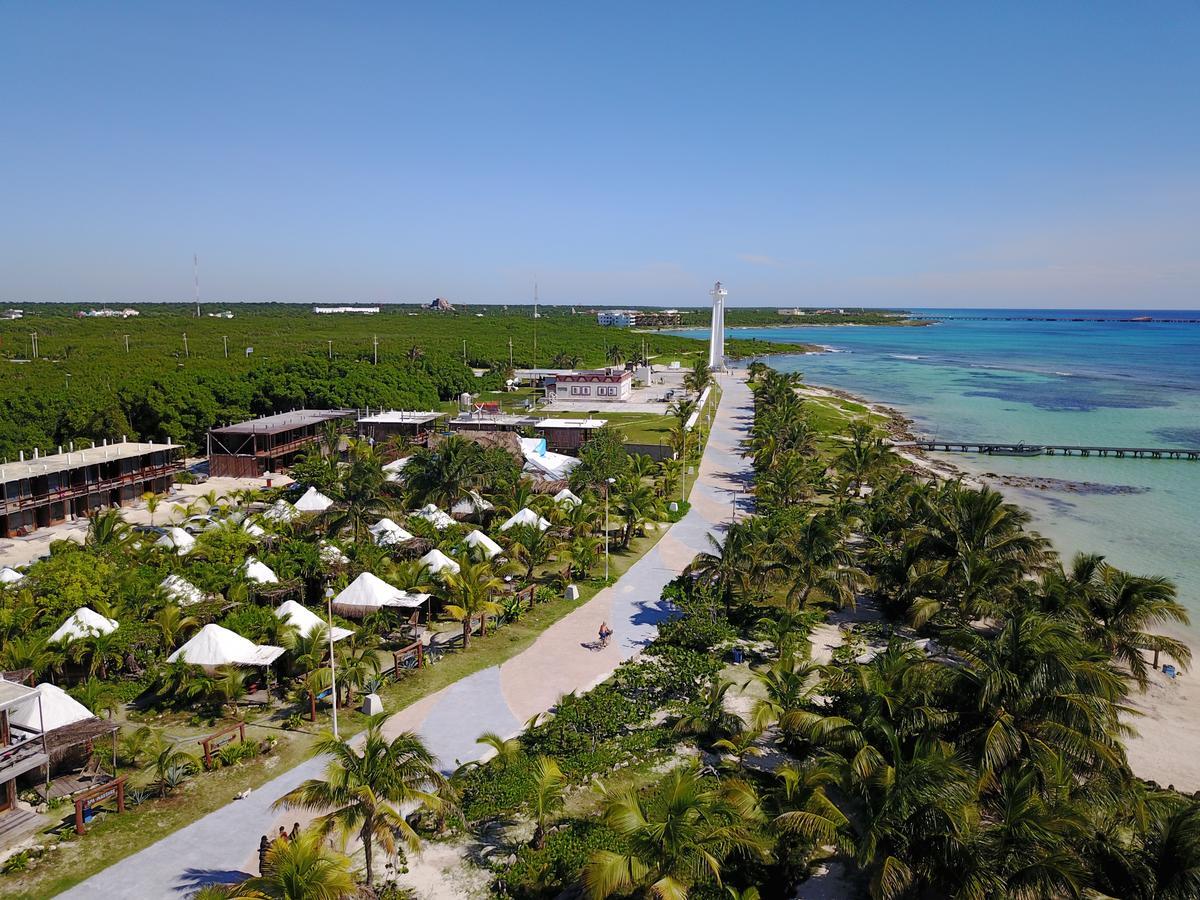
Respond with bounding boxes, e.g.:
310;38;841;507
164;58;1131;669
243;520;266;538
10;683;93;733
369;518;412;546
382;457;410;483
451;491;494;516
464;529;502;559
243;557;279;584
419;548;461;576
275;600;353;642
521;438;581;481
263;500;296;523
293;486;334;513
331;572;428;616
160;574;206;607
168;623;285;668
414;504;455;530
319;541;350;566
553;488;582;507
48;607;118;644
500;508;552;532
156;527;196;555
0;566;24;584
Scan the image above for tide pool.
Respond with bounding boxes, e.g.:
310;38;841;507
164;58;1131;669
675;311;1200;618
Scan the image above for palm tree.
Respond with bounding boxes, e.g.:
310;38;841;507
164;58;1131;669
72;679;121;718
333;638;381;707
407;343;425;362
528;756;567;849
85;508;133;553
475;730;523;770
773;511;863;612
141;491;160;525
144;731;200;797
442;560;505;647
505;523;559;581
614;480;662;548
212;665;249;715
274;718;447;888
223;830;357;899
684;358;712;394
604;344;626;366
153;603;198;650
672;678;744;743
582;766;768;899
668;398;698;430
69;629;124;680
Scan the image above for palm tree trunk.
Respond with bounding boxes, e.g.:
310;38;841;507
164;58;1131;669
462;619;471;649
361;822;374;887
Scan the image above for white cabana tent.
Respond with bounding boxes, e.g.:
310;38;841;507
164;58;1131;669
451;491;494;516
319;541;350;566
331;572;428;617
520;438;581;481
369;518;412;546
419;548;461;576
9;683;93;732
156;527;196;556
414;505;455;530
553;488;582;507
499;508;552;532
463;529;502;559
48;608;118;644
168;623;285;668
243;520;266;538
0;566;24;584
275;600;353;642
382;457;410;483
263;500;296;523
160;574;207;607
243;558;279;584
293;486;334;513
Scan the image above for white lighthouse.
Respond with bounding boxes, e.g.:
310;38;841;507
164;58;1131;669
708;281;727;370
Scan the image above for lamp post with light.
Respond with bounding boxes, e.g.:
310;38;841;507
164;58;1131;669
324;586;339;739
604;477;616;581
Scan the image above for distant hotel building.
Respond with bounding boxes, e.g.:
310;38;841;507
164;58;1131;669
0;440;182;537
75;308;139;319
313;306;380;315
596;309;682;328
547;369;633;402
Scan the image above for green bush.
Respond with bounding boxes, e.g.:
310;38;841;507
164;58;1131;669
499;819;624;900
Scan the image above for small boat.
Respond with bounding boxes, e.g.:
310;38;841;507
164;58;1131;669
987;442;1044;457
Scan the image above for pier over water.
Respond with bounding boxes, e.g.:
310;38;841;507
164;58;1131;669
896;440;1200;461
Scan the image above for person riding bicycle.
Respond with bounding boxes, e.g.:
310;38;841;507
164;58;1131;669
598;621;613;647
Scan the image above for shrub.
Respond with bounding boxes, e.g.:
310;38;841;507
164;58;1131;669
499;819;624;900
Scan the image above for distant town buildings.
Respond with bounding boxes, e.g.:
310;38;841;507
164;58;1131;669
595;309;682;328
75;308;139;319
429;297;454;311
0;310;22;320
206;310;235;319
313;306;380;315
777;307;847;316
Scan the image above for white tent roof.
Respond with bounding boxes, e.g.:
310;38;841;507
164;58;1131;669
48;608;118;644
383;457;410;483
369;517;412;546
9;683;94;733
464;530;502;559
320;541;350;566
263;499;296;523
419;548;461;576
243;557;279;584
520;438;581;481
293;486;334;513
160;574;206;607
451;491;494;516
332;572;428;614
554;488;582;507
243;520;266;537
414;504;455;530
168;623;285;667
156;527;196;555
275;600;353;642
500;508;552;532
0;566;24;584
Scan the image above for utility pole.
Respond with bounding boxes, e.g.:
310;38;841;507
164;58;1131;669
509;337;513;368
30;332;38;359
462;339;467;364
372;335;379;366
182;333;189;358
532;282;538;371
123;334;130;354
222;335;228;358
327;339;333;360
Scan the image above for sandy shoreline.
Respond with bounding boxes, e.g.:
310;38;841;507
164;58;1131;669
799;382;1200;793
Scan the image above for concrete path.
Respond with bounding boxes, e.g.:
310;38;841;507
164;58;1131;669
58;372;754;899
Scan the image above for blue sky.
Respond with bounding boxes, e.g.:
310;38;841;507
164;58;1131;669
1;2;1197;307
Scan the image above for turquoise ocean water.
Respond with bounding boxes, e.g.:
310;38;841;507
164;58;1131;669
677;311;1200;620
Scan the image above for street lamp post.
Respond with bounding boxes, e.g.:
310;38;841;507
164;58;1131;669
324;586;339;739
731;488;738;525
604;477;616;581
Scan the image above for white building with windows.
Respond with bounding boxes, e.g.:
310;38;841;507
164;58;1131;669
549;370;633;402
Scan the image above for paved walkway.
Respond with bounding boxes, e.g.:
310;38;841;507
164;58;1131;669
59;372;754;899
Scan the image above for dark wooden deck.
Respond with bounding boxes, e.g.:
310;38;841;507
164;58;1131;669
901;440;1200;460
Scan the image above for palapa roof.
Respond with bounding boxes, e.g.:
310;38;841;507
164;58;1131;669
160;574;207;606
499;508;552;532
293;486;334;513
275;600;353;642
382;457;411;483
263;499;296;523
156;527;196;555
451;491;494;516
369;517;412;546
48;608;118;644
9;683;93;732
243;520;266;537
554;488;582;507
0;566;25;584
419;548;461;576
243;558;279;584
319;541;350;566
331;572;427;614
168;623;285;667
414;505;455;530
463;530;502;559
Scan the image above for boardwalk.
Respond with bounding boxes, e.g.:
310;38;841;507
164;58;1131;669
902;440;1200;460
58;372;754;900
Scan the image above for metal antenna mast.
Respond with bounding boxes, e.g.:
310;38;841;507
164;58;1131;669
193;253;200;317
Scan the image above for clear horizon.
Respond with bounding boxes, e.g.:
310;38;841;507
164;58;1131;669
2;3;1197;309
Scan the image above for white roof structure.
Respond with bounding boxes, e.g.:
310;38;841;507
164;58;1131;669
520;438;580;481
48;608;118;644
319;541;350;566
9;683;93;732
243;558;279;584
414;504;455;530
168;623;285;668
500;508;552;532
451;491;494;516
382;457;410;483
275;600;353;642
554;488;582;507
160;574;206;607
369;518;412;546
263;500;296;523
0;439;177;486
243;520;266;537
156;527;196;556
0;566;24;584
293;486;334;513
464;529;502;559
419;548;461;576
331;572;428;616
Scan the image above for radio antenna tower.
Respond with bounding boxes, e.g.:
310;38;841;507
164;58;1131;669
193;253;201;317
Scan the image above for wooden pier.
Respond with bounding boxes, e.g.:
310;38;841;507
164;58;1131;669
900;440;1200;460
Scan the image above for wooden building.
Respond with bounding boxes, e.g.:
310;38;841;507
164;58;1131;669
207;410;354;478
0;441;182;538
448;411;537;434
535;418;608;453
357;411;447;445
